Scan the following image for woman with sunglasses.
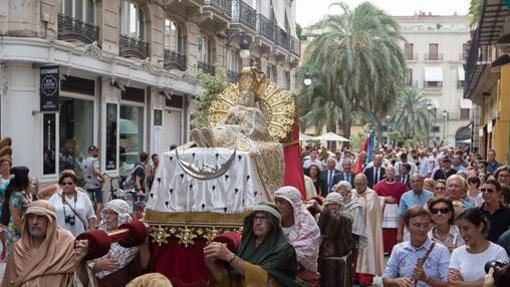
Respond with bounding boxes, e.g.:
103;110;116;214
427;197;464;252
48;171;97;236
466;176;483;207
479;179;510;243
449;208;508;287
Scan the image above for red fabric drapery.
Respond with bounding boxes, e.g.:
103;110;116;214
151;238;210;287
282;124;306;199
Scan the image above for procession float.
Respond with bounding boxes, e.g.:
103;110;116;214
143;66;305;286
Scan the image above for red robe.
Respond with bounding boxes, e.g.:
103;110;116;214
373;179;408;254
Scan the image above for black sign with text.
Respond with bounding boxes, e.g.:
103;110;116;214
40;65;59;112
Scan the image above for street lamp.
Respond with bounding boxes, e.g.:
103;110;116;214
442;110;448;145
303;72;312;86
239;34;251;59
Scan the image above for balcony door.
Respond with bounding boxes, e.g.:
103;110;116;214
60;0;96;23
164;19;185;55
120;0;145;40
429;43;439;60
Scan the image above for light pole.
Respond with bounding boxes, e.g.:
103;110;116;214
442;110;448;146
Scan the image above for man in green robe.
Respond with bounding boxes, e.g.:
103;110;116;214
203;202;308;287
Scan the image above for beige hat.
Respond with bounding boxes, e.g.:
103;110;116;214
324;192;344;206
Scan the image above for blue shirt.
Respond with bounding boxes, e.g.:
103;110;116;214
487;160;503;174
383;239;450;286
399;189;434;216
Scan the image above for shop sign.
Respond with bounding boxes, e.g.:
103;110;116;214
40;65;59;112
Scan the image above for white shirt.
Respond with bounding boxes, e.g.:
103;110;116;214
449;243;508;281
49;190;97;236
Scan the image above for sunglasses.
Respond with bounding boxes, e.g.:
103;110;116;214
480;188;495;193
61;182;74;186
431;207;451;214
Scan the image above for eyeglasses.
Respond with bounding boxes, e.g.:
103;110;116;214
480;188;495;193
431;207;451;214
253;215;268;222
61;182;74;186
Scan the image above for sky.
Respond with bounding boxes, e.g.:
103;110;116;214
296;0;471;27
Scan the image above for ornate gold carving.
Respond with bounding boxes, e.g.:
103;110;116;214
207;68;296;141
175;226;197;247
151;225;170;246
144;209;251;226
148;224;241;247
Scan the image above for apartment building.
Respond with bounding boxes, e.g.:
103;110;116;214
0;0;300;183
395;13;472;147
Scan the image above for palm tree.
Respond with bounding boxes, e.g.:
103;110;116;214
299;1;407;140
390;88;432;141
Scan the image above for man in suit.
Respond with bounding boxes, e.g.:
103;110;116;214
396;163;412;189
334;159;357;187
364;153;386;188
321;157;341;196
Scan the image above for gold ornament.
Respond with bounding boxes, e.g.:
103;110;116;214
202;227;221;244
207;68;296;141
150;225;170;246
175;226;197;247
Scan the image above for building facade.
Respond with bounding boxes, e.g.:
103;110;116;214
0;0;300;184
394;14;472;147
464;0;510;163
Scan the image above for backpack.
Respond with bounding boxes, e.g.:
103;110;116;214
122;164;145;190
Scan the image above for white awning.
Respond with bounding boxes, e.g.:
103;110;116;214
460;99;472;109
424;66;443;82
458;67;465;81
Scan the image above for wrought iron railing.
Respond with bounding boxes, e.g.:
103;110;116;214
164;49;187;71
256;14;275;41
290;37;300;56
204;0;232;17
405;53;419;60
198;61;215;75
276;28;290;50
119;34;148;59
227;70;237;82
58;13;99;44
424;53;444;61
232;0;257;31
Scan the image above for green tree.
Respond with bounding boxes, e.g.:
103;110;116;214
389;88;432;141
191;65;228;129
469;0;480;28
298;1;407;141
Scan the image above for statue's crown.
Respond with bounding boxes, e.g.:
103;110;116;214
236;67;264;93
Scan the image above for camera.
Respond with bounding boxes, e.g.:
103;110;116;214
65;215;75;226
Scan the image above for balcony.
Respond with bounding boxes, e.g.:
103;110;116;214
424;53;444;61
227;70;237;82
58;14;99;44
276;28;290;50
256;14;275;41
119;35;148;59
290;37;301;56
423;81;443;90
203;0;232;17
164;49;187;71
198;61;215;75
232;0;257;31
405;53;419;60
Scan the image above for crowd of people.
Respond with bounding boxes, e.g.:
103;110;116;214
0;146;166;286
1;138;510;286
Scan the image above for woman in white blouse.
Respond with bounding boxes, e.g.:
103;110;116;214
449;208;508;287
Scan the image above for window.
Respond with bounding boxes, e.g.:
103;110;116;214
59;97;94;178
431;126;440;133
43;114;57;175
460;108;470;120
406;68;413;86
227;49;239;72
60;0;96;23
121;0;145;39
285;71;291;90
429;43;439;60
120;88;145;176
164;19;185;54
462;43;469;60
271;65;277;83
198;33;212;64
425;81;442;88
404;43;414;60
